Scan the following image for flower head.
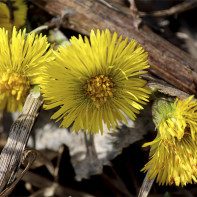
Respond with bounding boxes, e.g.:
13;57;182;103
142;96;197;186
0;0;27;33
156;96;197;141
40;29;150;134
0;27;53;112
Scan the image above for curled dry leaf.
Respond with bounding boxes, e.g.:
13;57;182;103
31;103;154;181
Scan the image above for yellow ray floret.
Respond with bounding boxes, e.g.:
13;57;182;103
0;0;27;34
142;96;197;186
40;29;151;134
0;27;54;112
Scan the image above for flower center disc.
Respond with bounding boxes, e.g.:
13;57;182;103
0;71;30;100
85;75;115;108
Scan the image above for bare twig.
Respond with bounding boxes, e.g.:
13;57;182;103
0;93;42;192
139;0;197;17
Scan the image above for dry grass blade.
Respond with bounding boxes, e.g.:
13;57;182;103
0;93;42;192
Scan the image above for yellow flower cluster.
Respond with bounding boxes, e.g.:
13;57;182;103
1;11;197;188
142;96;197;186
0;27;150;134
1;0;197;191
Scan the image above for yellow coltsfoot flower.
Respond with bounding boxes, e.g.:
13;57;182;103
0;0;27;33
155;96;197;141
142;96;197;186
0;27;53;112
40;29;151;134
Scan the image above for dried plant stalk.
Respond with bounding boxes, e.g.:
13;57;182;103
0;93;42;192
138;167;155;197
